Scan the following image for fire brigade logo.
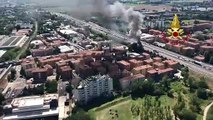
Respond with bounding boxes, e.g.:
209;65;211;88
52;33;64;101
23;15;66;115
167;14;184;39
162;14;190;45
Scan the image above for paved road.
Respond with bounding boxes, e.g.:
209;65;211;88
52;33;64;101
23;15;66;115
54;12;213;79
141;42;213;78
203;101;213;120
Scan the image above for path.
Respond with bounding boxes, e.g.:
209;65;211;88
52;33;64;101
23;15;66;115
203;101;213;120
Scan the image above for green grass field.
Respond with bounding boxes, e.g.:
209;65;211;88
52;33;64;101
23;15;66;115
87;80;212;120
89;95;175;120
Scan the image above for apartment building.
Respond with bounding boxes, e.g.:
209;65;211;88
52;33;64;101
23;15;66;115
119;74;145;91
73;75;113;104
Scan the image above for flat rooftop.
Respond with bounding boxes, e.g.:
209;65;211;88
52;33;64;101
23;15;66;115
3;108;59;120
0;36;27;49
12;96;44;108
59;29;77;35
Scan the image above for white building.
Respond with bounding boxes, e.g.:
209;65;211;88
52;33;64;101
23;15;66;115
58;45;74;53
73;75;113;104
0;35;28;49
144;20;165;29
140;33;155;43
3;94;58;120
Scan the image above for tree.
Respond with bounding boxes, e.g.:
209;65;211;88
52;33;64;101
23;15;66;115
56;74;60;81
188;77;198;92
209;56;213;64
53;47;61;55
10;68;16;80
21;87;31;96
15;25;21;31
179;109;197;120
66;109;93;120
197;78;208;89
181;67;189;85
194;20;200;24
181;67;189;78
7;74;12;82
189;96;201;113
204;51;210;62
167;89;174;98
131;79;155;97
29;43;35;49
33;84;44;95
20;67;26;77
131;96;172;120
160;75;170;91
66;83;73;94
197;88;208;99
45;80;58;93
0;93;5;105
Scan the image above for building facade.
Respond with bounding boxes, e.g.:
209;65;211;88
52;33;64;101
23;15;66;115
3;95;58;120
73;75;113;104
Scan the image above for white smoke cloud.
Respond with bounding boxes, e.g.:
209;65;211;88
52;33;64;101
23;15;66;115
18;0;144;38
95;1;144;38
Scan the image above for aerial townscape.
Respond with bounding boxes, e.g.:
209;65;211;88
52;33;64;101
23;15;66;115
0;0;213;120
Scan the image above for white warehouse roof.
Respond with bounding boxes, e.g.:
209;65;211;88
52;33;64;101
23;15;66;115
59;29;77;35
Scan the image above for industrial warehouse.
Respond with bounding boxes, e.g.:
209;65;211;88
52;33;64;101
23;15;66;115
0;35;28;49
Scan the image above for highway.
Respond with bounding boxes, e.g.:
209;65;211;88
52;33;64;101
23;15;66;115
54;12;213;78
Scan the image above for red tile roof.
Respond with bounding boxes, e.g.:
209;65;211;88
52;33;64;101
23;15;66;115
32;68;47;73
134;65;152;71
120;74;145;81
118;60;130;66
158;68;173;74
147;69;158;74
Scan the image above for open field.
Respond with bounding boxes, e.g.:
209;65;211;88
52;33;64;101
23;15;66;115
89;95;175;120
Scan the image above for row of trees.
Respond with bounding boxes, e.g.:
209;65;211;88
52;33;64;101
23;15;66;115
174;94;197;120
66;108;93;120
131;76;171;98
204;51;213;65
0;47;21;62
131;96;172;120
21;85;44;96
7;68;17;82
21;80;58;96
